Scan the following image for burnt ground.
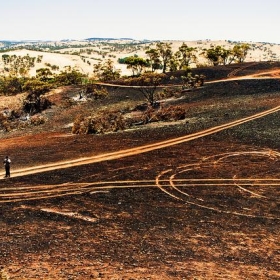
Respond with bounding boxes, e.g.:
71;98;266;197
0;62;280;279
1;127;280;280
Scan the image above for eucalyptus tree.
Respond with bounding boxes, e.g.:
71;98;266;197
176;43;197;69
145;48;161;72
93;59;121;82
202;43;251;66
55;68;87;86
126;72;167;106
232;43;251;63
202;45;232;66
168;52;180;72
220;48;234;65
122;56;150;76
156;42;173;73
36;68;54;82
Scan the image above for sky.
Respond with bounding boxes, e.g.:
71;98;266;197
1;0;280;44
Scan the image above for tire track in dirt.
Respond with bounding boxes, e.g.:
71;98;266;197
3;176;279;203
0;180;155;203
156;150;280;220
1;104;280;179
1;150;279;221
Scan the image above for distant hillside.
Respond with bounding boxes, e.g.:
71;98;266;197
85;37;134;41
0;39;280;77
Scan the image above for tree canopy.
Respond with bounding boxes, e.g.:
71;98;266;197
93;59;121;82
119;56;150;76
126;72;167;106
202;43;251;66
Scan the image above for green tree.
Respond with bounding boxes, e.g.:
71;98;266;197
122;56;150;76
202;43;250;66
36;55;43;63
232;43;251;63
156;42;173;73
202;45;231;66
1;54;36;76
220;48;233;65
93;59;121;82
176;43;197;69
145;48;161;72
2;54;10;64
36;68;53;82
55;68;87;85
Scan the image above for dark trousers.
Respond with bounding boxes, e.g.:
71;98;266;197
5;166;10;177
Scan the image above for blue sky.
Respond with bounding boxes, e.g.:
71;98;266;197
1;0;279;43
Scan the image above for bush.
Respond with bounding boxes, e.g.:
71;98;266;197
0;269;9;280
22;79;52;114
84;84;109;100
157;87;182;100
72;105;186;134
23;79;51;95
30;115;47;126
0;76;25;96
0;113;10;131
54;69;87;86
0;108;24;132
141;105;186;124
72;114;85;134
72;110;127;134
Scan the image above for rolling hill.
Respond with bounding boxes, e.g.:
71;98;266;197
0;59;280;279
1;39;280;77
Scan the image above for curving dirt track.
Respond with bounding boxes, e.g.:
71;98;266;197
156;149;280;220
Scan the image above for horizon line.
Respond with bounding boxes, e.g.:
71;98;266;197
0;38;280;45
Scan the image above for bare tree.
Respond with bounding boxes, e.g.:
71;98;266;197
128;73;167;106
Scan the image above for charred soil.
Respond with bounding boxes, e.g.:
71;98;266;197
0;62;280;279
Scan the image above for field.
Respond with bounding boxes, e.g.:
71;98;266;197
0;62;280;279
1;39;280;77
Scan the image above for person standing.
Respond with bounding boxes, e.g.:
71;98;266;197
3;156;11;178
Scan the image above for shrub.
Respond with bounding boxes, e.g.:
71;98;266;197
72;105;186;134
0;108;24;132
0;113;10;132
72;114;85;134
23;79;51;95
141;105;186;124
84;84;109;100
30;115;46;126
157;87;181;100
0;76;25;96
72;110;127;134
